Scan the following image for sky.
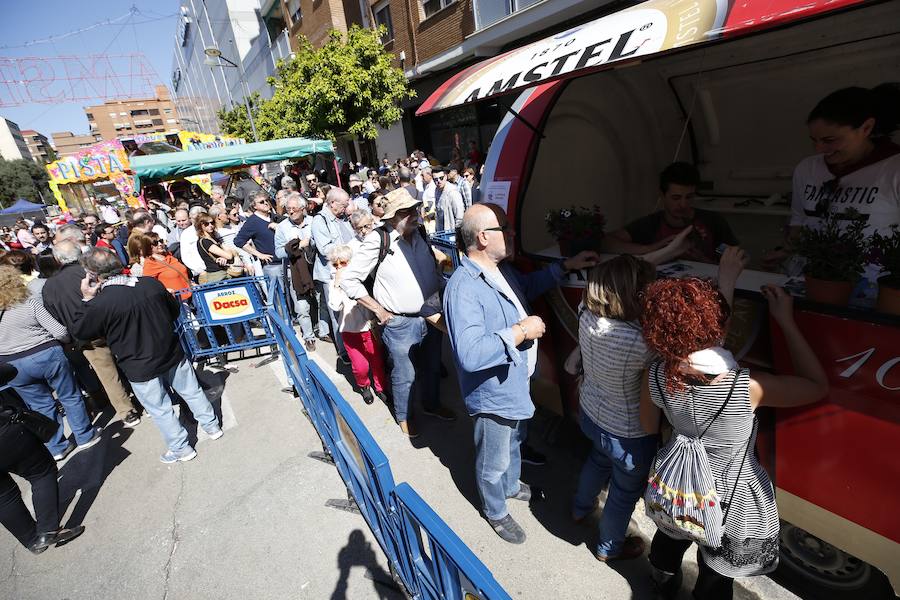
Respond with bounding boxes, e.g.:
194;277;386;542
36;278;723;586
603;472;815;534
0;1;181;138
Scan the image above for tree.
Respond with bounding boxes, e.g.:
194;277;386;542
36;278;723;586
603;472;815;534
216;91;262;141
256;25;414;141
0;157;50;207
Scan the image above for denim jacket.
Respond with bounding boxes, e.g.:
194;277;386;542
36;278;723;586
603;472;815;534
444;255;565;420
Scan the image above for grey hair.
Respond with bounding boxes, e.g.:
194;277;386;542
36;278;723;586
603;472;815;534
188;205;207;219
82;247;125;279
326;244;353;264
398;167;412;182
421;166;432;176
208;205;225;219
251;190;270;205
55;223;85;244
52;240;82;265
325;187;349;206
281;176;296;190
286;192;306;209
211;185;225;198
349;209;373;230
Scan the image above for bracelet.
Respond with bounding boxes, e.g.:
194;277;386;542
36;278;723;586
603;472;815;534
516;322;528;337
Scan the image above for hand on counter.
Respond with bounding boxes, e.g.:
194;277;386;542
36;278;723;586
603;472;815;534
717;246;749;308
761;284;795;327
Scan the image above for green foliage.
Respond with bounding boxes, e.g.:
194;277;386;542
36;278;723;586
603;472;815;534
870;225;900;287
0;157;49;206
545;205;606;241
256;25;414;141
216;91;262;141
796;208;869;281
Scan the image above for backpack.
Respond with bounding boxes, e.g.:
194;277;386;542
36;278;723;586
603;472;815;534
363;225;434;295
643;368;747;548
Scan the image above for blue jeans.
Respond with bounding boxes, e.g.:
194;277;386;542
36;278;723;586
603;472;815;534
380;316;441;423
262;263;283;301
573;413;658;557
129;358;218;452
286;280;315;341
9;345;94;455
474;414;526;521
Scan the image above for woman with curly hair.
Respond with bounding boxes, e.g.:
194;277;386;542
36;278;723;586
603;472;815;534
0;266;99;461
638;276;828;599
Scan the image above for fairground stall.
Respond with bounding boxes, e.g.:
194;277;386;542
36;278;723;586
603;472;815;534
418;0;899;597
45;139;141;215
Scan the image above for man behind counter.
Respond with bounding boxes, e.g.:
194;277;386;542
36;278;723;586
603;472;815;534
601;162;738;263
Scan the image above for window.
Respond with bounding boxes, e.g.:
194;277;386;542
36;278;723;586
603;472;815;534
373;1;394;43
119;112;127;116
149;108;160;116
152;119;163;126
164;108;173;115
85;113;94;120
131;109;149;116
108;112;117;118
287;0;301;24
422;0;454;19
166;118;178;124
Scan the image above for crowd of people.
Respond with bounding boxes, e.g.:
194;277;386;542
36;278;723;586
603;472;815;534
0;109;848;599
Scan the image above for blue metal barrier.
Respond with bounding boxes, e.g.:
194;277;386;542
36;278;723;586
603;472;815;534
429;230;462;272
304;361;415;594
393;483;512;600
176;275;281;360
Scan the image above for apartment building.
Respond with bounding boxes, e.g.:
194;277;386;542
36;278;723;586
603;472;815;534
0;117;32;161
83;85;181;141
51;131;101;157
20;130;54;164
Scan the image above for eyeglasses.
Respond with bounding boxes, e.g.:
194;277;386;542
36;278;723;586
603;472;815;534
202;222;215;227
152;240;166;246
434;175;446;181
306;178;317;183
483;224;511;233
332;260;349;267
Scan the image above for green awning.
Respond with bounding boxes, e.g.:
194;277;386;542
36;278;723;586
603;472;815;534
130;137;335;188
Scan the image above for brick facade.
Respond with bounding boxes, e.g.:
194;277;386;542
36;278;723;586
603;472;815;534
282;0;354;50
84;85;180;142
371;0;475;69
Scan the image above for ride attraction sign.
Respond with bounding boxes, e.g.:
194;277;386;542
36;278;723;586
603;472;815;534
416;0;864;115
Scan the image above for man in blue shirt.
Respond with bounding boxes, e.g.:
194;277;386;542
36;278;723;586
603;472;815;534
444;203;598;544
234;191;280;296
311;188;353;361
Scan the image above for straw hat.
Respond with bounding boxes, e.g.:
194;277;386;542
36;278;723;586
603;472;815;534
381;187;421;220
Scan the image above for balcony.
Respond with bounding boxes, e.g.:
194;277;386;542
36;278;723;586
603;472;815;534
473;0;543;30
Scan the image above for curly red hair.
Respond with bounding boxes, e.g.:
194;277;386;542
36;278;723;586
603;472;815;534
641;278;727;392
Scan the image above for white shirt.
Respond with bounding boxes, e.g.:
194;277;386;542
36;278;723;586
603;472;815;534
791;152;900;237
421;182;436;216
100;205;120;224
340;226;443;316
179;226;205;275
484;266;536;377
328;277;372;333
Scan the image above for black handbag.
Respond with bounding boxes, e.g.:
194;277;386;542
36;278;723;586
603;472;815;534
0;405;59;443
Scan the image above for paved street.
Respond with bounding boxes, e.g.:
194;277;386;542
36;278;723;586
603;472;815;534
1;336;801;600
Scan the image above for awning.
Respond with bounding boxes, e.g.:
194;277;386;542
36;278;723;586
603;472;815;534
416;0;867;116
130;137;335;188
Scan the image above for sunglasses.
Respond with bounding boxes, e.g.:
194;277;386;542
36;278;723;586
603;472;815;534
152;240;166;246
483;224;511;233
332;260;349;267
306;178;317;183
434;175;446;181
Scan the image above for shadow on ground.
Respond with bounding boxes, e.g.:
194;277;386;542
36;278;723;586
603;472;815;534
330;529;404;600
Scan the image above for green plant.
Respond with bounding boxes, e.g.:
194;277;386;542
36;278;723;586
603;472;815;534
795;208;869;281
870;225;900;288
545;205;606;241
255;25;414;141
216;91;262;141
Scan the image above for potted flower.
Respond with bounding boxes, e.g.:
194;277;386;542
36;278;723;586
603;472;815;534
795;208;869;306
870;225;900;315
545;205;606;256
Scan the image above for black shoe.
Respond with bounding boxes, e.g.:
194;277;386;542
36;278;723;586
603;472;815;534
487;514;526;544
122;410;141;428
338;354;351;366
374;389;388;404
508;482;531;503
28;526;86;554
318;334;334;344
360;387;375;405
521;444;546;466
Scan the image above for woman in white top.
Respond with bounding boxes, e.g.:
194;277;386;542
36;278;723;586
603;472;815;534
766;84;900;270
326;244;388;406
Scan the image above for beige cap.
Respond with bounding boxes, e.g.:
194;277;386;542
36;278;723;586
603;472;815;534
382;187;421;220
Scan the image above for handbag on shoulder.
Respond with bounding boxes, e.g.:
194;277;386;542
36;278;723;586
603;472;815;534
0;405;59;443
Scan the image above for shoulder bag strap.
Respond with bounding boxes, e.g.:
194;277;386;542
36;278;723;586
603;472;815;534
150;257;191;289
699;369;739;439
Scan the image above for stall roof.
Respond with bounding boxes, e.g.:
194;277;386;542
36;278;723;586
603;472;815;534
0;199;45;214
130;137;334;187
416;0;868;116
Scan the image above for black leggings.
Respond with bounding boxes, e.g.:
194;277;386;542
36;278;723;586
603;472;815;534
0;423;60;547
649;530;734;600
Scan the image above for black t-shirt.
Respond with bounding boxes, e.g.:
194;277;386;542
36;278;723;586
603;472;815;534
198;237;225;272
624;208;738;262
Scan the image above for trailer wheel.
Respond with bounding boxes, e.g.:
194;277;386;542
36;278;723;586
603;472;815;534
773;521;894;599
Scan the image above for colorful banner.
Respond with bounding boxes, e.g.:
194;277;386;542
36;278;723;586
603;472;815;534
45;139;141;208
177;130;245;151
416;0;864;115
